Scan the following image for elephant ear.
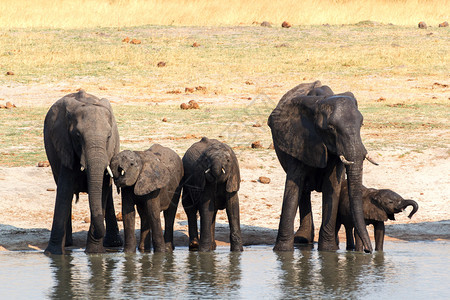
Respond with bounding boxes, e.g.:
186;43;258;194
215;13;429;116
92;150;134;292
226;147;240;193
365;190;389;222
134;151;171;196
268;81;328;168
44;96;77;169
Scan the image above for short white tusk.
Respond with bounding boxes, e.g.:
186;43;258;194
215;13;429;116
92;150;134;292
121;169;125;176
80;166;85;171
106;165;113;177
365;154;379;166
340;155;354;165
222;167;226;174
205;168;210;174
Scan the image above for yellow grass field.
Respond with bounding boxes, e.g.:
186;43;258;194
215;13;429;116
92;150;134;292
1;0;448;28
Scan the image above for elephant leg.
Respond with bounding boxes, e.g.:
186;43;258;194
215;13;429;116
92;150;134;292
45;167;74;255
294;189;314;244
274;172;304;251
65;207;73;247
163;185;181;251
183;190;200;251
354;229;364;252
122;189;137;253
226;192;243;251
146;196;166;252
344;224;355;250
137;203;151;252
211;210;217;251
103;183;123;248
373;221;385;251
199;187;215;252
318;166;342;251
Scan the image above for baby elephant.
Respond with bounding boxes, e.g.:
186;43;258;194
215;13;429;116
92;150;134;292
110;144;183;253
182;137;243;252
337;179;419;251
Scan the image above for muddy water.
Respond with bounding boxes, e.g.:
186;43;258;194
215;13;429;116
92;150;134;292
1;241;449;299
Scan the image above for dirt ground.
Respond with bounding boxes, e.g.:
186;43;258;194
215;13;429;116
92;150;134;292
0;83;449;252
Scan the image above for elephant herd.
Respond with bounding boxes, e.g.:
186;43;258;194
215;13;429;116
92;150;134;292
42;82;418;255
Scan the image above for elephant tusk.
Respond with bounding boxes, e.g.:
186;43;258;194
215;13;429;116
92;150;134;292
106;165;114;177
222;167;226;174
365;154;379;166
205;168;210;174
339;155;354;165
80;166;85;172
121;169;125;176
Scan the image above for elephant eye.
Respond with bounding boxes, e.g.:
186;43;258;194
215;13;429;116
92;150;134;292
327;124;336;131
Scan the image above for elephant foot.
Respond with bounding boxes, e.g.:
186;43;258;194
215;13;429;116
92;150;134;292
317;242;339;251
104;233;123;248
189;239;200;251
124;245;137;253
44;244;65;255
273;240;294;252
85;241;106;254
165;242;175;252
294;228;314;244
293;236;313;244
230;243;244;252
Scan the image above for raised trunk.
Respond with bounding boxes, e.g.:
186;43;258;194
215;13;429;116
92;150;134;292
404;200;419;219
346;162;373;253
85;150;108;253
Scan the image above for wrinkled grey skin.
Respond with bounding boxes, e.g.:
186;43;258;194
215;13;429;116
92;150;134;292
337;179;419;251
110;144;183;253
268;81;373;252
182;137;243;252
44;90;122;255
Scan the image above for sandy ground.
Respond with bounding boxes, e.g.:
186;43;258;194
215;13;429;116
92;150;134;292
0;83;449;252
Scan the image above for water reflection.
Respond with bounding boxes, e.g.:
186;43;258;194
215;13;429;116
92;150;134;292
49;255;76;299
35;242;449;299
275;248;388;298
185;251;242;298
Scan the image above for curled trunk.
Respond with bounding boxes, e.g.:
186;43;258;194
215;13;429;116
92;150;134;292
404;200;419;219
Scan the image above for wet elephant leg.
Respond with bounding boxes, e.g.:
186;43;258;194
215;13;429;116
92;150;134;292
65;208;73;247
226;192;243;251
137;203;151;252
121;189;137;253
274;171;305;251
210;211;218;251
146;196;166;252
184;190;200;251
318;165;342;251
373;221;385;251
294;189;314;244
344;224;356;250
163;186;181;251
103;182;123;248
199;187;215;252
45;167;74;255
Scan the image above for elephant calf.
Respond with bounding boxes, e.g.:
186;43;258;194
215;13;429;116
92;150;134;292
110;144;183;253
337;179;419;251
182;137;243;252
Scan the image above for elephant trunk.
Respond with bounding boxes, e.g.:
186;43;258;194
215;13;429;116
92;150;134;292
85;147;109;251
404;200;419;219
346;162;373;253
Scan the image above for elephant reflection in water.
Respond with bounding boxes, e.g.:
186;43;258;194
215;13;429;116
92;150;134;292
49;254;119;299
185;252;242;297
275;250;388;298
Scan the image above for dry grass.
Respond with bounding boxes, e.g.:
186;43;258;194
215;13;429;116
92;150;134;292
0;0;448;28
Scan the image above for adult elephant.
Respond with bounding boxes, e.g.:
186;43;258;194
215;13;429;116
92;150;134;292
44;90;122;255
268;81;377;252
